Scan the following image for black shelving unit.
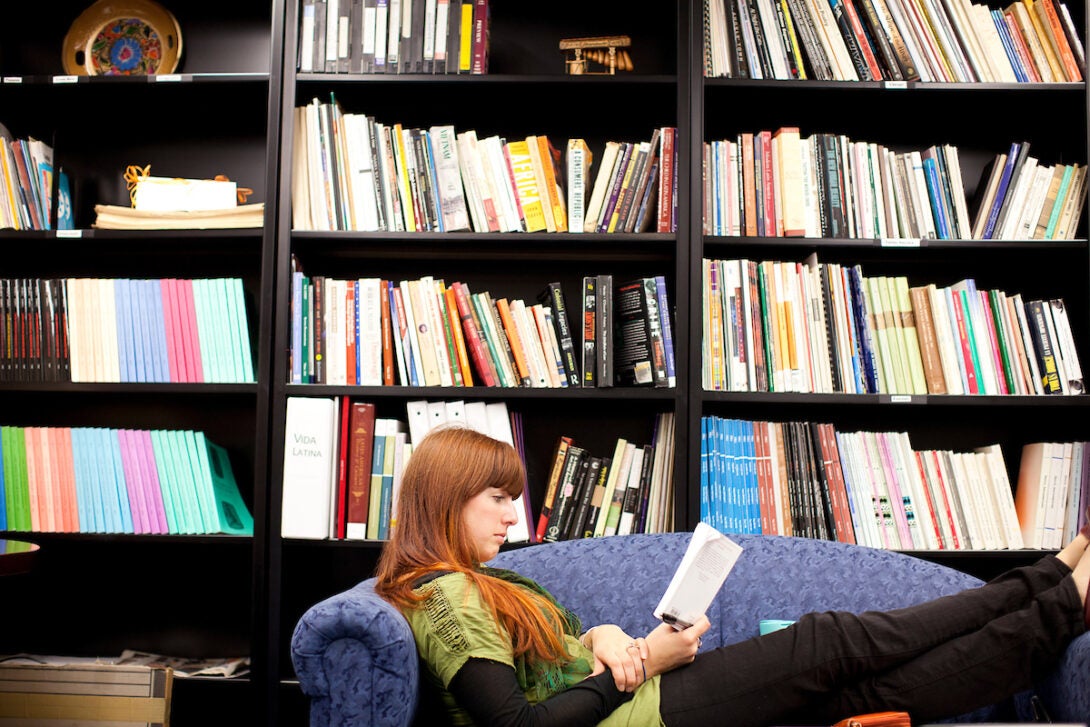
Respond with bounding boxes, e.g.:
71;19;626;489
0;2;284;725
2;1;1087;723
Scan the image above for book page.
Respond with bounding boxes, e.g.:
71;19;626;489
654;522;743;630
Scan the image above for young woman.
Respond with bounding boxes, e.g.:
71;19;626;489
375;426;1090;727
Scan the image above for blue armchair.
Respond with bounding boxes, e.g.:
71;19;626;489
290;533;1090;725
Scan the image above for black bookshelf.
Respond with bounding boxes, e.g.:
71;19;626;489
2;0;1087;723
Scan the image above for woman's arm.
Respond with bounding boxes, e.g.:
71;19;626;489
641;616;710;679
579;624;650;692
450;658;634;727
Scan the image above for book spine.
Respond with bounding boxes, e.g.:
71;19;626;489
581;276;597;387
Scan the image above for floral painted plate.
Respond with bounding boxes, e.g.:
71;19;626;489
62;0;183;76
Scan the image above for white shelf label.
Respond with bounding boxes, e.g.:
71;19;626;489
880;237;921;248
889;394;913;403
2;76;23;84
884;80;908;90
52;75;79;84
154;74;183;82
56;229;83;238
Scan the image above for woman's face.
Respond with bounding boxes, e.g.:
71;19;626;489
462;486;520;562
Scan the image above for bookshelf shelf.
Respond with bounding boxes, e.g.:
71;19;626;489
297;73;680;84
701;391;1090;406
703;236;1088;249
0;531;254;545
285;384;679;401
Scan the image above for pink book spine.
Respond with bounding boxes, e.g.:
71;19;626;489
167;279;192;383
159;279;182;382
179;279;204;383
117;429;150;534
856;434;891;550
136;429;169;534
876;432;913;548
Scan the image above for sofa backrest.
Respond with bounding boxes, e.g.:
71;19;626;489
490;532;983;649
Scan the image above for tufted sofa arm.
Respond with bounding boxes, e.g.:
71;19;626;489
291;579;420;726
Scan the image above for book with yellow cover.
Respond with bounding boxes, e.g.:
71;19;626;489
534;135;568;232
504;140;547;232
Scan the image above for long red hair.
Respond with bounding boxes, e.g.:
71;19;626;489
375;426;571;664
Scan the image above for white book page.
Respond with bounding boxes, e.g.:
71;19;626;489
654;522;743;630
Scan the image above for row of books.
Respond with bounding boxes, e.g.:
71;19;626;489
289;267;676;389
0;135;54;231
972;140;1085;240
536;412;676;543
297;0;489;74
701;416;1090;551
1015;440;1090;548
703;130;1085;240
291;98;679;234
702;256;1084;396
0;277;255;384
0;425;253;536
280;397;533;541
704;0;1084;82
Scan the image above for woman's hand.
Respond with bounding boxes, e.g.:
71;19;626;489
581;624;650;692
641;616;711;679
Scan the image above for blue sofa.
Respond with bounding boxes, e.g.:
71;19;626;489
290;533;1090;725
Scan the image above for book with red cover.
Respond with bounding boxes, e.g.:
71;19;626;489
345;281;357;385
444;285;474;386
178;279;204;383
656;128;676;233
818;422;856;544
345;401;377;540
159;279;183;383
452;281;498;386
471;0;489;74
333;396;352;539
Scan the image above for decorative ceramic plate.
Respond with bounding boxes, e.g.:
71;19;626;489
62;0;183;76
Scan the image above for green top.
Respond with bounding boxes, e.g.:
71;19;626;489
404;569;663;727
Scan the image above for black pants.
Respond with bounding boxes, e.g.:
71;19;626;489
659;556;1084;727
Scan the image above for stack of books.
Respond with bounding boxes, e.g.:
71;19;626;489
702;256;1084;396
700;416;1090;551
292;98;678;234
536;412;676;542
0;135;54;231
704;0;1085;82
0;277;255;384
703;129;1085;240
279;396;532;541
92;203;264;230
288;268;676;389
0;425;253;535
297;0;491;74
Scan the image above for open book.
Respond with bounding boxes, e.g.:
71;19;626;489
653;522;743;630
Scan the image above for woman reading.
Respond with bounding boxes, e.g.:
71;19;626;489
375;426;1089;727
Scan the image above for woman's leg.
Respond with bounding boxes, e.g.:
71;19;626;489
659;554;1076;727
798;570;1086;723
